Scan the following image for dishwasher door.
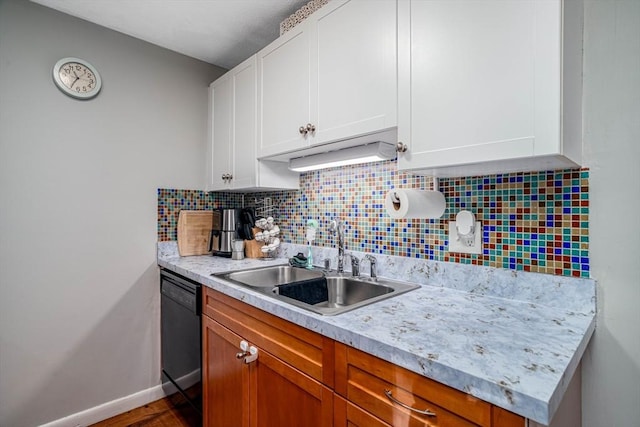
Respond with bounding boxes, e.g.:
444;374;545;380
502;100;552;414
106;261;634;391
160;269;202;424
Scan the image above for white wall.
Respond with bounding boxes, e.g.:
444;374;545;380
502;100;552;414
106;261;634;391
581;1;640;426
0;1;225;425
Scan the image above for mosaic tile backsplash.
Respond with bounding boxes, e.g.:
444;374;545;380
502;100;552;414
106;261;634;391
158;160;589;278
157;189;244;241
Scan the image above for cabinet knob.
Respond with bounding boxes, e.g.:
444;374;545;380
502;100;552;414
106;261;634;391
306;123;316;134
396;142;408;153
299;124;316;136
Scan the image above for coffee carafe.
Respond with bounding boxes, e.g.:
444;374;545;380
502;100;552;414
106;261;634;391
211;208;240;257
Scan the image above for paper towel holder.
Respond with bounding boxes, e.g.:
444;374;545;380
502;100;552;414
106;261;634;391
390;177;440;210
390;192;401;211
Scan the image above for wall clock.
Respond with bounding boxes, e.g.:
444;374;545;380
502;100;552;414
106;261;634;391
52;57;102;100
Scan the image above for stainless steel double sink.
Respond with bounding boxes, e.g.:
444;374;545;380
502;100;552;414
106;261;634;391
212;265;420;316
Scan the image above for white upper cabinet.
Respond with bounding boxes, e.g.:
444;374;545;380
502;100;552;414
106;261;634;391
258;0;398;159
258;25;311;157
207;56;299;191
397;0;583;177
209;70;233;191
314;0;397;145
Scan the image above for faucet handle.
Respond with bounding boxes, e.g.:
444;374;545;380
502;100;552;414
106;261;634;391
346;253;360;277
363;254;378;279
347;253;360;266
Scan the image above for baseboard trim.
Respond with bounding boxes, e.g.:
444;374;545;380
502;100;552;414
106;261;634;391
39;385;166;427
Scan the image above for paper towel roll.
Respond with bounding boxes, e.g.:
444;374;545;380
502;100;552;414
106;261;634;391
385;189;446;219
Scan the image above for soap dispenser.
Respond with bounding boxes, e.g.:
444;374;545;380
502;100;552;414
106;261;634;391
305;219;318;269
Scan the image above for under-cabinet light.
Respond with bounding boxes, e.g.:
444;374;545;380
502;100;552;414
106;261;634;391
288;142;397;172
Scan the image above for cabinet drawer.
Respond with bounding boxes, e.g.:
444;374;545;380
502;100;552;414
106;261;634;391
202;287;334;387
334;394;392;427
335;343;491;427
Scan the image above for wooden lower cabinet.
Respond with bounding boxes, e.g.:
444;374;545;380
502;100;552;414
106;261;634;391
334;343;525;427
202;288;334;427
202;287;525;427
202;315;248;427
251;347;333;427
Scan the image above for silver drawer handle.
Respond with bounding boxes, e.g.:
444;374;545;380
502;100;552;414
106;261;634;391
384;389;436;417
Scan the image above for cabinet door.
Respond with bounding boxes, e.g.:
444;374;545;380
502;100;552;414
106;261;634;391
202;315;249;427
398;0;566;176
251;348;333;427
230;56;257;189
258;25;311;157
208;77;233;191
313;0;397;145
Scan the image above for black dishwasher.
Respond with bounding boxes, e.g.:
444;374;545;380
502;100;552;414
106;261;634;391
160;268;202;426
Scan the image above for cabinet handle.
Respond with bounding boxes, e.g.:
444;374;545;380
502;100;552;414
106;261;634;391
299;126;308;135
396;142;408;153
384;389;436;417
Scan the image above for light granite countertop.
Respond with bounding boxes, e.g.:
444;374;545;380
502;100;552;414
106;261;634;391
157;242;596;425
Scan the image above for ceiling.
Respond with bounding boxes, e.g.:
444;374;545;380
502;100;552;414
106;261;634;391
32;0;310;70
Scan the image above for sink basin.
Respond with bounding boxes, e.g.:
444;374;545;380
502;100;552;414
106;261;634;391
219;265;325;288
325;276;394;305
212;265;420;316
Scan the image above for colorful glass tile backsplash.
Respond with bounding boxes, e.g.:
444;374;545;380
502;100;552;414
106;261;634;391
158;161;589;278
157;189;243;241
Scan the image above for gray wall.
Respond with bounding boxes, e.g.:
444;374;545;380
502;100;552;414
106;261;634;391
0;1;225;425
582;1;640;426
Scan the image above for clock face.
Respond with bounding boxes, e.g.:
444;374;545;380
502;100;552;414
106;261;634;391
53;58;102;100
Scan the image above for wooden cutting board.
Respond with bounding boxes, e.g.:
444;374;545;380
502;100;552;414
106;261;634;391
177;210;213;256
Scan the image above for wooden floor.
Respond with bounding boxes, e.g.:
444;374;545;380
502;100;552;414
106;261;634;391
90;394;200;427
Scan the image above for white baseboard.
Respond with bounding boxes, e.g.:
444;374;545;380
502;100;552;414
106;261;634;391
39;385;166;427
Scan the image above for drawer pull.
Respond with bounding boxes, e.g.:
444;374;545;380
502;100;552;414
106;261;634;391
384;389;436;417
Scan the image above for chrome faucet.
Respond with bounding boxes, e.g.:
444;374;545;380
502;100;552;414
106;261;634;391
363;254;377;279
329;219;345;273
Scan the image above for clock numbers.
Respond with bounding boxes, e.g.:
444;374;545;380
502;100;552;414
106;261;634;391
58;62;96;91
